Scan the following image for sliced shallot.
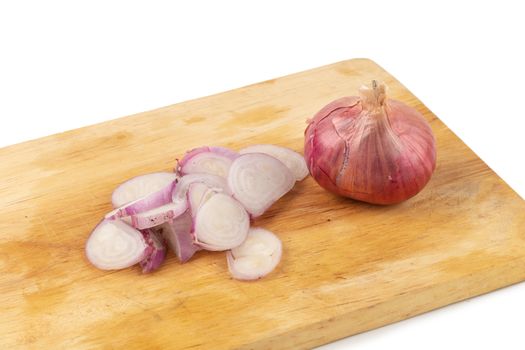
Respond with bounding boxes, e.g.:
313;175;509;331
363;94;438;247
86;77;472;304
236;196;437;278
111;172;179;208
177;146;238;178
187;182;217;217
106;179;176;219
228;153;295;217
86;219;147;270
87;143;302;278
193;192;249;251
126;201;188;230
239;144;309;181
158;211;199;263
227;227;282;281
139;229;167;273
172;173;231;201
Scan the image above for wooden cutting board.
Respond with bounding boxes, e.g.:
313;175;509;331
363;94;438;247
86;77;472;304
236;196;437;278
1;59;524;349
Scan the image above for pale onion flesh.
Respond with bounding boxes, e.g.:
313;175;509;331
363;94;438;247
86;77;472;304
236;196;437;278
193;192;249;251
228;153;295;217
227;227;282;280
239;144;309;181
87;143;300;278
111;172;179;208
187;182;217;217
106;179;176;219
86;219;147;270
178;146;238;178
172;173;231;202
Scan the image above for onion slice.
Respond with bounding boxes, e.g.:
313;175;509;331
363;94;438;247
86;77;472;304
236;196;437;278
228;153;295;217
239;144;309;181
111;172;179;208
187;182;217;217
226;227;282;280
177;146;238;178
127;201;188;230
139;229;167;273
158;211;199;263
106;179;177;219
86;219;147;270
172;173;231;201
193;192;249;251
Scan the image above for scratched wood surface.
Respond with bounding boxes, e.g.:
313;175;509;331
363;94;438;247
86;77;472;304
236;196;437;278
1;59;524;349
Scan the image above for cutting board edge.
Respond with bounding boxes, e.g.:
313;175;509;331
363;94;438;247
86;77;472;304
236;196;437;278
237;256;525;350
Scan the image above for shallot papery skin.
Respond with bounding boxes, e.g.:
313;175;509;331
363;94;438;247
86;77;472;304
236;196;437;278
304;81;436;205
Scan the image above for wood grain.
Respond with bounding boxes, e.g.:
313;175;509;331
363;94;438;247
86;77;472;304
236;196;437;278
1;59;524;350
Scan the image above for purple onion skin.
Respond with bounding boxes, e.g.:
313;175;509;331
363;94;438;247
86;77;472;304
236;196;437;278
140;229;167;273
304;83;436;205
160;212;199;263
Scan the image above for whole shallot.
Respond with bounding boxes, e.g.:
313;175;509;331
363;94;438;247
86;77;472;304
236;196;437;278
304;80;436;205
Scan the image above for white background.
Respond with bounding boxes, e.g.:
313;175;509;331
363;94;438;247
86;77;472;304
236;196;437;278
1;1;524;349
